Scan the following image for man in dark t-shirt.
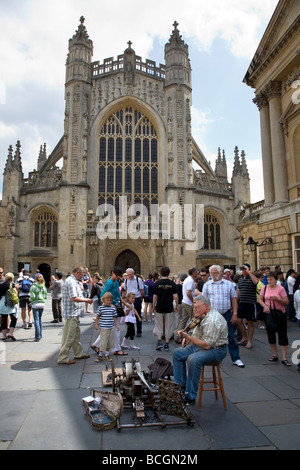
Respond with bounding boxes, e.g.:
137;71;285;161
153;266;178;351
236;263;258;349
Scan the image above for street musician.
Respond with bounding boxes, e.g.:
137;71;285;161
173;295;228;405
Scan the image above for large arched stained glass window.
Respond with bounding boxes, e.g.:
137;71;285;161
99;106;158;213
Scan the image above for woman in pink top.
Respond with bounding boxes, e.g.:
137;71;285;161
258;272;290;366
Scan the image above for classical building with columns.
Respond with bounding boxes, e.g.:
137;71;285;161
0;19;252;281
239;0;300;272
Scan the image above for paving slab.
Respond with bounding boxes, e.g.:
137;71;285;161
255;375;300;400
236;400;300;427
0;390;39;441
192;395;270;450
259;424;300;450
9;389;101;450
222;376;277;403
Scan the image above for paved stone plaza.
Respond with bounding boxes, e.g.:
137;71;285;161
0;293;300;451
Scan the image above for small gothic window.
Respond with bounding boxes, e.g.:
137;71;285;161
33;211;58;248
203;214;221;250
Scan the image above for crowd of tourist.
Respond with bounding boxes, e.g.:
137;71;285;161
0;263;299;378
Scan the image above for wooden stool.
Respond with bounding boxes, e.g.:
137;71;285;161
198;362;227;410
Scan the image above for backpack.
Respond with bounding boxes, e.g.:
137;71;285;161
95;283;103;299
148;358;173;383
21;278;32;293
144;282;149;297
5;283;19;307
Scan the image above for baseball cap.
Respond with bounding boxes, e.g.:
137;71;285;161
240;263;250;270
224;269;231;273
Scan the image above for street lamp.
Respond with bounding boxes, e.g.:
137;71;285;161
246;237;257;252
246;237;273;252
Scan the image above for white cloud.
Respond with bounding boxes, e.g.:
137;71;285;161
191;106;214;138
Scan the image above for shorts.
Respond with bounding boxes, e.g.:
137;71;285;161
238;302;256;322
19;297;31;309
99;328;115;351
154;312;174;339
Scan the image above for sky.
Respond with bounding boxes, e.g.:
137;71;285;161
0;0;280;203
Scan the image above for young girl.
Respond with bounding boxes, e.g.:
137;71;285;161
29;274;48;341
121;293;141;350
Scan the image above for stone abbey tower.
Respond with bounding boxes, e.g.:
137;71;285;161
0;18;251;282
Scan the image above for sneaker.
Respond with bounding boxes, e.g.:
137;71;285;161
182;395;195;405
156;342;163;350
164;343;169;351
104;355;112;362
28;323;33;328
130;345;140;350
22;323;28;329
94;356;103;362
233;359;245;368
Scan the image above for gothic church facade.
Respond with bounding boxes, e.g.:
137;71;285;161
0;19;250;282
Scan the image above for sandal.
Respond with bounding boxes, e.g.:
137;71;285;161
269;356;278;362
114;350;128;356
90;345;99;354
281;360;291;367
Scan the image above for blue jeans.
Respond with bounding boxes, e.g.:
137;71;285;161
223;310;240;362
173;344;227;399
32;308;44;340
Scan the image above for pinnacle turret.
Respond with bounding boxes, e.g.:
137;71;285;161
231;146;251;205
215;147;228;180
232;146;242;176
241;150;250;179
4;145;13;174
37;143;47;171
13;141;23;173
66;16;93;84
71;16;92;45
164;21;191;88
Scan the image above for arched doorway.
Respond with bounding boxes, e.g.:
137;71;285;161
38;263;51;287
115;250;141;275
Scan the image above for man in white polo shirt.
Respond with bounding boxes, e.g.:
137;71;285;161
175;267;197;339
125;268;144;337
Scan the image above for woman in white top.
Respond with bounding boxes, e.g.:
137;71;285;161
294;275;300;324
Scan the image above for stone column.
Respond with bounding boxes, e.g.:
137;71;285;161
253;92;275;206
266;81;289;204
